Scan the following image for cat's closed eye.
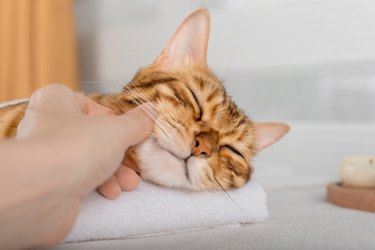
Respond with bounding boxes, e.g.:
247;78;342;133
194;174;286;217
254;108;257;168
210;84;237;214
222;144;244;159
188;87;202;121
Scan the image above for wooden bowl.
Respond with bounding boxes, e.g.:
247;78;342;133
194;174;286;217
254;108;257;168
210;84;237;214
326;183;375;213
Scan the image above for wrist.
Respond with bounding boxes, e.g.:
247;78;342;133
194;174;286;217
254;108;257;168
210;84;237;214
0;138;83;249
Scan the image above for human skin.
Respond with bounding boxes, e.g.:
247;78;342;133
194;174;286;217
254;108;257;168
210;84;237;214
0;84;155;249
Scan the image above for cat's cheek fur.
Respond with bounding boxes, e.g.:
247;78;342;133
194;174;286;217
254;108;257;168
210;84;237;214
185;157;211;191
137;138;192;189
154;125;192;159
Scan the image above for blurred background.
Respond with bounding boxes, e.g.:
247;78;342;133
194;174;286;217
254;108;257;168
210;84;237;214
2;0;375;122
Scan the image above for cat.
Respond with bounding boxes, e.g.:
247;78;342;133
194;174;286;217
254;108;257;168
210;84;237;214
0;9;289;191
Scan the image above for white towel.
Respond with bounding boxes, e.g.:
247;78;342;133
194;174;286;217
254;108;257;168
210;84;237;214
65;181;268;242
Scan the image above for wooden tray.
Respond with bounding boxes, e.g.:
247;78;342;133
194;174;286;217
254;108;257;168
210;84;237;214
327;183;375;212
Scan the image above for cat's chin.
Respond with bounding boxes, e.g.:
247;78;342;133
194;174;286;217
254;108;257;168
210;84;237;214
136;138;207;191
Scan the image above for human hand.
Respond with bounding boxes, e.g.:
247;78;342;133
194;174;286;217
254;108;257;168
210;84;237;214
0;84;154;247
17;84;155;198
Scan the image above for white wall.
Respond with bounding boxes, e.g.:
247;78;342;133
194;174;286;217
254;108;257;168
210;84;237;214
74;0;375;121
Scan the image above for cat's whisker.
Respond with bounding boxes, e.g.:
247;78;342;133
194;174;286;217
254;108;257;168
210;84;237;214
112;83;158;121
81;80;168;135
126;82;160;117
128;83;154;107
81;81;147;112
122;92;157;121
126;92;158;120
110;76;159;119
82;80;148;110
121;91;169;136
213;176;249;215
121;82;173;137
161;112;181;136
81;81;155;115
125;95;157;121
83;81;160;124
126;85;168;135
122;84;153;111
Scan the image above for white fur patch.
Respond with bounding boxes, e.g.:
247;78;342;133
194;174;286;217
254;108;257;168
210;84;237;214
137;138;207;190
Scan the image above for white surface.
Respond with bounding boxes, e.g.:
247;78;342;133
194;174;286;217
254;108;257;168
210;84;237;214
49;122;375;249
54;188;375;250
65;181;267;243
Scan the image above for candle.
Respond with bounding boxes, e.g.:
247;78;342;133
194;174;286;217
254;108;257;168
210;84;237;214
340;156;375;188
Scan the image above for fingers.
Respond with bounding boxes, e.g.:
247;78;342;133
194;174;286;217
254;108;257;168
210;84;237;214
28;84;78;113
116;164;141;191
74;93;115;116
97;165;141;199
29;84;115;117
97;176;121;200
116;103;156;147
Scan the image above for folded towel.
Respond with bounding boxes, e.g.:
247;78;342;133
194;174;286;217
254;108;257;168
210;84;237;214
65;181;268;243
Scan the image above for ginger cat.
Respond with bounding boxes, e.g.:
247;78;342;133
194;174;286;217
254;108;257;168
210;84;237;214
0;9;289;191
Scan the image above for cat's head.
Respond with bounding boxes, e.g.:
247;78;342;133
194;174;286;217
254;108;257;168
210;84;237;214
122;9;289;191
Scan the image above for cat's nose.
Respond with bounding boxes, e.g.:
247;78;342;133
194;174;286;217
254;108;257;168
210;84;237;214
192;135;212;157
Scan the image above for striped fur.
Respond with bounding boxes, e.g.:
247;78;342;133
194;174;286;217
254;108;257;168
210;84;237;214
0;102;28;139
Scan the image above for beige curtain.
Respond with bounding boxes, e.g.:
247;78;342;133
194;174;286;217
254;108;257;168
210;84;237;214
0;0;78;102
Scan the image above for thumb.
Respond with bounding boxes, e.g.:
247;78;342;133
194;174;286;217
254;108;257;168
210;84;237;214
115;103;156;147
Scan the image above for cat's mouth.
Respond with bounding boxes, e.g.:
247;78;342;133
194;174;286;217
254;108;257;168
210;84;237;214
152;136;190;159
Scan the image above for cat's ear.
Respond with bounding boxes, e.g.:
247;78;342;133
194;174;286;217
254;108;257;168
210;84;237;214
253;122;290;153
154;8;210;70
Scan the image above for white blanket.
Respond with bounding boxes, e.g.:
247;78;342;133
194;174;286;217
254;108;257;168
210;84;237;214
65;181;267;242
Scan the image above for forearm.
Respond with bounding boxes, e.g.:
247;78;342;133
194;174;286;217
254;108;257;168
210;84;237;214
0;138;80;248
0;138;79;201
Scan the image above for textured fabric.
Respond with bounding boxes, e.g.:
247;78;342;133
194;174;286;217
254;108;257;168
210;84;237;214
56;188;375;250
65;181;268;242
